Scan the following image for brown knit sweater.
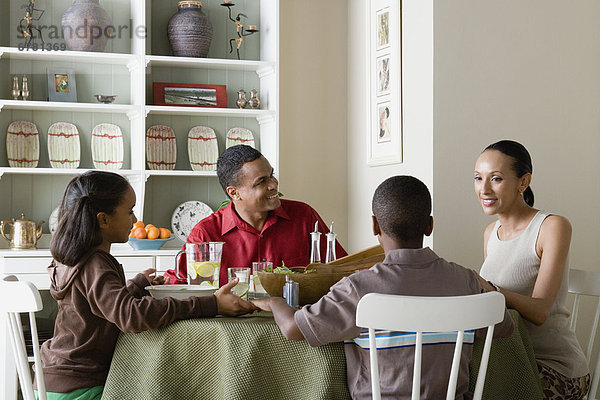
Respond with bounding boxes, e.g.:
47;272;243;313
39;249;218;393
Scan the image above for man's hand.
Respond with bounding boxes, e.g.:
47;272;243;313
141;268;165;285
251;297;273;312
215;278;259;316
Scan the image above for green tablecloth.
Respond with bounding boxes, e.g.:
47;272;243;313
102;310;542;400
101;312;350;400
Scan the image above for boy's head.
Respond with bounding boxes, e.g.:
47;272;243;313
372;175;432;243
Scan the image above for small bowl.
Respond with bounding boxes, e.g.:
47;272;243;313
94;94;117;104
258;269;356;305
145;284;216;300
128;237;174;250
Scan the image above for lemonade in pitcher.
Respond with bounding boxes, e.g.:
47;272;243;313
188;260;220;287
177;242;224;287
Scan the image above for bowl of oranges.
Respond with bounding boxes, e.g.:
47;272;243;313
128;221;174;250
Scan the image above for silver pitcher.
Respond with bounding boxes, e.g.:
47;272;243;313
1;213;44;250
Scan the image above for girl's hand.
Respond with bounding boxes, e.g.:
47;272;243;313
474;271;496;292
214;278;259;316
141;268;165;285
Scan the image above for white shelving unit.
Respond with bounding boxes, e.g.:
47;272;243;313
0;0;279;238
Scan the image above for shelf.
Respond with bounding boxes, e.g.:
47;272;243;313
0;46;139;69
146;55;276;76
145;170;217;178
0;100;139;117
0;168;139;178
146;105;275;119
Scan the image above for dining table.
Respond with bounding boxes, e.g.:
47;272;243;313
101;309;542;400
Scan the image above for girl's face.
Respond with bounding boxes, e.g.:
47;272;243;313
473;150;529;215
101;186;137;244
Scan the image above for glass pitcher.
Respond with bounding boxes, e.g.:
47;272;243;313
176;242;224;287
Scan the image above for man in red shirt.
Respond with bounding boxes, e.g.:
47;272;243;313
173;145;347;286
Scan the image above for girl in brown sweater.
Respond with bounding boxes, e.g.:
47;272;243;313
38;171;256;399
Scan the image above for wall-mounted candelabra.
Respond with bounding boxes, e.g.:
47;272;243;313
220;1;259;60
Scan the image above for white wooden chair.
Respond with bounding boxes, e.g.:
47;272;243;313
356;291;505;400
1;275;47;400
569;268;600;400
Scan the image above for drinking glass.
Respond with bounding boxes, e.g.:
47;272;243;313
252;261;272;298
228;267;251;300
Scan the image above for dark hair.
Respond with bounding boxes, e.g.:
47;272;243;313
372;175;432;242
217;145;263;198
50;171;131;266
484;140;534;207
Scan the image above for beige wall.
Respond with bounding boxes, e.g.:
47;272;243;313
278;0;349;248
433;0;600;365
346;0;434;252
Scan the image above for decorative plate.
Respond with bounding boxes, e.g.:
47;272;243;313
48;122;80;169
7;121;39;168
225;127;255;149
49;207;59;234
91;123;123;170
171;201;214;242
188;126;218;171
145;284;216;300
146;125;176;170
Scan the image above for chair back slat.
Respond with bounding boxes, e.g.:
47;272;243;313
568;268;600;400
356;292;505;400
2;276;47;400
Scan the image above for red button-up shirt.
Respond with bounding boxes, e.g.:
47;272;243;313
177;199;347;285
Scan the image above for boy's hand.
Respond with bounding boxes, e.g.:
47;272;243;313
141;268;165;285
251;297;273;312
215;278;259;316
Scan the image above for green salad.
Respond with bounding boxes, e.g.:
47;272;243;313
265;261;316;274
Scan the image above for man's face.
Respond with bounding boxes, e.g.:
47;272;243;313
230;156;281;214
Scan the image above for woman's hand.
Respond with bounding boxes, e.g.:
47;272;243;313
215;278;259;316
141;268;165;286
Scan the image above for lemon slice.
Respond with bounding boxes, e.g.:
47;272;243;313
232;282;250;297
189;262;199;279
194;262;218;278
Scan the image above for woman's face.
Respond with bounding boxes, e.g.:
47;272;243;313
473;150;528;215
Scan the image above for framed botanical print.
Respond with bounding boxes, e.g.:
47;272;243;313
367;0;402;166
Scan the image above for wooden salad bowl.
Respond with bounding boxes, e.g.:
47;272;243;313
257;245;384;305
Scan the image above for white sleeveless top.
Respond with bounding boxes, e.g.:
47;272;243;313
480;211;588;378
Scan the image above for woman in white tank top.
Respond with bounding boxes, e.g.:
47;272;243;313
473;140;589;400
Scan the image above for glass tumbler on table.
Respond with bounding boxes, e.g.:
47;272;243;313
228;267;251;300
251;261;273;298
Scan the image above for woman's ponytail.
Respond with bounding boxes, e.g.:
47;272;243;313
523;187;534;207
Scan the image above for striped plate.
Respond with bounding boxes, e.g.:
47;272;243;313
225;127;254;149
146;125;177;170
48;122;80;169
188;126;218;171
7;121;39;168
91;123;123;170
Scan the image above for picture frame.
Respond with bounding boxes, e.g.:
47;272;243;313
47;68;77;103
367;0;402;166
153;82;227;108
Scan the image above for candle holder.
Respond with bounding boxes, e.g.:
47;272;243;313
220;2;259;60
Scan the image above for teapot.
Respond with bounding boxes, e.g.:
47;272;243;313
1;213;44;250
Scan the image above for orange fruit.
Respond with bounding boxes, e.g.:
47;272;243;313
132;227;147;239
133;221;145;229
147;227;160;239
129;228;136;238
144;224;156;232
159;228;171;239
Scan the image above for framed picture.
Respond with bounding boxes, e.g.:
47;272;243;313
153;82;227;108
367;0;402;166
47;68;77;102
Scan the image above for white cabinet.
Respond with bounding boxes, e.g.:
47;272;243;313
0;0;279;237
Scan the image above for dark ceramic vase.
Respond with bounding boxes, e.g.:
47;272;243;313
168;1;213;58
61;0;112;52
